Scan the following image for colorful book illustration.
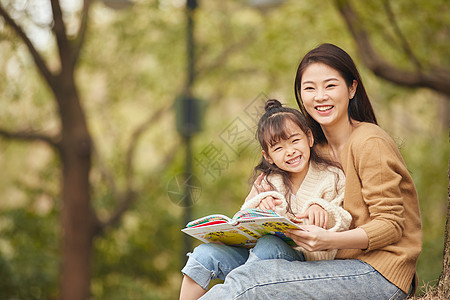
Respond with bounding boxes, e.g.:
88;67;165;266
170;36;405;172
181;208;303;248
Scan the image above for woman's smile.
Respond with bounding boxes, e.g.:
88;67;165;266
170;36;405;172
315;105;334;113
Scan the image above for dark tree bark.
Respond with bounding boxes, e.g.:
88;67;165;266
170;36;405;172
438;156;450;298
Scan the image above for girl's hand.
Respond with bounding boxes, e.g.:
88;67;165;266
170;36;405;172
285;225;333;252
257;196;283;211
295;204;328;229
245;173;273;202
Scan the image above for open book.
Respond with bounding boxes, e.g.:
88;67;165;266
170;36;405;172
182;208;303;248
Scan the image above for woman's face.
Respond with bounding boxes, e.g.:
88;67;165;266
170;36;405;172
299;63;357;129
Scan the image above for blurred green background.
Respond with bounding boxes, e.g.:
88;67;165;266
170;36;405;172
0;0;448;299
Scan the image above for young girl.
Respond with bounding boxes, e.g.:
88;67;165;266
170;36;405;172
179;99;351;300
240;99;351;261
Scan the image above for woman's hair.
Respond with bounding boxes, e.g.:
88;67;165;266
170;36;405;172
252;99;340;212
294;43;377;144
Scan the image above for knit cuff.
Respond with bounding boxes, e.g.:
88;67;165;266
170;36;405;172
300;198;352;232
240;191;287;214
359;220;400;252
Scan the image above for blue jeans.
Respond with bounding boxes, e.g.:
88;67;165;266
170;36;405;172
199;259;408;300
182;235;304;290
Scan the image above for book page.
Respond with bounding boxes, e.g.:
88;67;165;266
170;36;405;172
232;208;280;221
186;214;232;228
237;216;303;247
182;223;259;248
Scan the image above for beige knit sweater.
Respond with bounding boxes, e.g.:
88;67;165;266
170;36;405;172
241;162;352;261
333;122;422;294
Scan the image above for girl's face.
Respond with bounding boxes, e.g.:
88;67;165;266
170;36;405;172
299;63;357;129
263;120;313;180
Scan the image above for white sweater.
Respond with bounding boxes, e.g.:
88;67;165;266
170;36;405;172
241;162;351;261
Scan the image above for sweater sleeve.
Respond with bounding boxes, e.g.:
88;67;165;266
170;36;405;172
354;136;406;252
240;191;288;216
299;170;351;232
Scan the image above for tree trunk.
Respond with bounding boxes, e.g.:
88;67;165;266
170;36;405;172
55;75;96;300
437;155;450;298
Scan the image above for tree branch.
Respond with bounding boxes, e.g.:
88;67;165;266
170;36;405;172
50;0;72;73
196;30;257;80
95;103;173;234
0;3;56;86
124;103;172;182
72;0;92;68
335;0;450;97
96;142;179;235
382;0;422;71
0;128;59;148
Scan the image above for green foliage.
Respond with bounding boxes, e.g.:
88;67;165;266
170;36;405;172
0;207;59;299
402;134;449;292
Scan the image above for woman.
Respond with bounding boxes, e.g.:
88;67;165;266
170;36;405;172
199;43;422;299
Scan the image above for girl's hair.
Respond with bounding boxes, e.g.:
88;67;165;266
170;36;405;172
294;43;377;144
252;99;340;213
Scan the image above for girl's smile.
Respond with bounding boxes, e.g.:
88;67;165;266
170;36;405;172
286;155;301;165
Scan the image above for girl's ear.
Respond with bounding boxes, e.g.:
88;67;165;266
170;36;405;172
307;130;314;147
262;150;273;164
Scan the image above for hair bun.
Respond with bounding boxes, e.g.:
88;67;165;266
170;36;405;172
264;99;282;111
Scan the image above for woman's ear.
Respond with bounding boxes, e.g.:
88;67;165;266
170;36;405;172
349;80;358;99
307;130;314;147
262;150;273;164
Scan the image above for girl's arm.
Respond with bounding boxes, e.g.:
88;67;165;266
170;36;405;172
242;173;286;212
296;170;351;232
244;173;267;202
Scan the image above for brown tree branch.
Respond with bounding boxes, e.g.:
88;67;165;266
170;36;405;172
125;103;172;181
196;30;257;80
438;154;450;298
95;142;179;235
0;128;59;148
0;3;56;87
50;0;72;73
95;103;173;234
335;0;450;97
382;0;422;71
72;0;92;68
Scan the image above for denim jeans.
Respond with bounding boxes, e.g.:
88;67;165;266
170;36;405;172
199;258;407;300
182;235;305;290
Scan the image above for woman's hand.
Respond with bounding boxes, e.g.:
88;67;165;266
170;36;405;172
245;173;273;202
286;225;370;251
295;204;328;229
285;225;333;252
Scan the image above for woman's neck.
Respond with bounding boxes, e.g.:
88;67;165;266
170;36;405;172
322;120;357;163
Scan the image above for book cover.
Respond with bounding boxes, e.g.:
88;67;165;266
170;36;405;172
182;208;302;248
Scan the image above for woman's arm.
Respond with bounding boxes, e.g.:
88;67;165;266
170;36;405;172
354;136;407;251
286;226;369;252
